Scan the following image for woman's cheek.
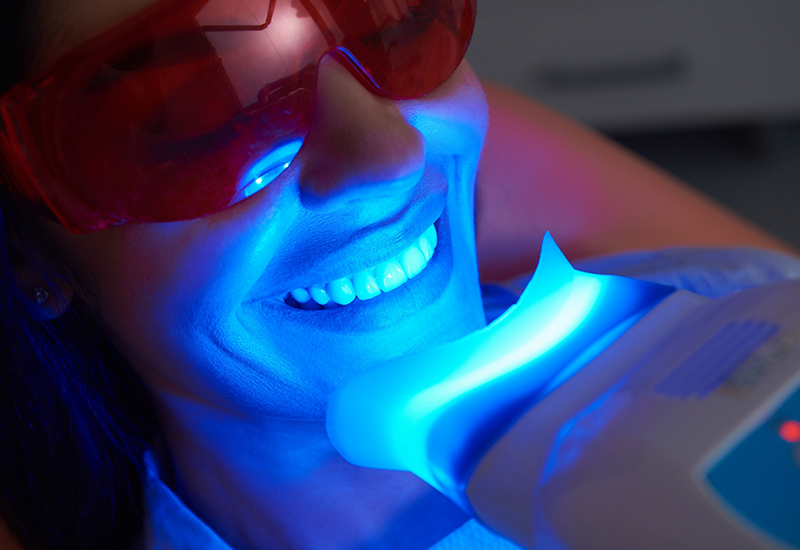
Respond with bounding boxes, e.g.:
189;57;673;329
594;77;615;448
397;62;488;157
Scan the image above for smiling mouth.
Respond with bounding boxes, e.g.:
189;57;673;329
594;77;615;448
284;222;438;310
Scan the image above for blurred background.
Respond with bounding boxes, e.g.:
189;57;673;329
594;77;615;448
466;0;800;247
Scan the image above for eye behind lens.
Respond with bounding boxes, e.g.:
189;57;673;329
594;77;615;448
230;139;303;204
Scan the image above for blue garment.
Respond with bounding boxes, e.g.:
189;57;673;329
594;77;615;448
140;450;522;549
141;247;800;550
140;449;522;549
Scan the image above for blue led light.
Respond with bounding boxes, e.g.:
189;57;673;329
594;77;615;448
231;140;303;204
405;276;601;422
326;233;674;511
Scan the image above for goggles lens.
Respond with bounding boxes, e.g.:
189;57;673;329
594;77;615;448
0;0;476;233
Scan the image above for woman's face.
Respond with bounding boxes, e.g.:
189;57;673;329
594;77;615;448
35;0;489;419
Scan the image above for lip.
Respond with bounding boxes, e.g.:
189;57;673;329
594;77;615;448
255;209;455;333
266;185;447;299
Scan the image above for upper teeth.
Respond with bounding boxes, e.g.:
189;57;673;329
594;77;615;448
288;224;438;308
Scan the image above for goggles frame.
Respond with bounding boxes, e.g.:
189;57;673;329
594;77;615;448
0;0;476;233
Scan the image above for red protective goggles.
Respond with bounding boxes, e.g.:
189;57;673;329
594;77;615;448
0;0;476;233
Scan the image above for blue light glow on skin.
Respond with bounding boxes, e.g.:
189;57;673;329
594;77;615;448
327;233;673;511
36;1;491;539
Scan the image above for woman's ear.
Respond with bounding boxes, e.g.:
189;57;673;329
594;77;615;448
14;259;74;321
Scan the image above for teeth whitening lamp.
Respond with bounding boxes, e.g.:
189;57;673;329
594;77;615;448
327;233;800;550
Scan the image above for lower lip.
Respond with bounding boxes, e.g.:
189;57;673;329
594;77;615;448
258;212;455;334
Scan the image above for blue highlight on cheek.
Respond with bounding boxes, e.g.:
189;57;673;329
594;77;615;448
326;233;674;511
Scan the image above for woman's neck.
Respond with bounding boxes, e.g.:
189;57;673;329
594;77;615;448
154;390;468;550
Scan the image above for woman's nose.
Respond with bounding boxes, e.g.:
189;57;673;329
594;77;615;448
298;54;427;213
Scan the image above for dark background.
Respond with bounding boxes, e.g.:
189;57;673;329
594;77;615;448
466;0;800;247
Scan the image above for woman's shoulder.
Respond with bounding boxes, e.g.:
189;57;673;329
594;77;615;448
476;81;798;283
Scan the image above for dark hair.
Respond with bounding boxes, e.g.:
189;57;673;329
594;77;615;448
1;3;158;549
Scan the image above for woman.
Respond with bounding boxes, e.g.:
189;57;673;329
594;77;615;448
1;0;795;549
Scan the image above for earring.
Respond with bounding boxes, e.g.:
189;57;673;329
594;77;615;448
32;286;49;306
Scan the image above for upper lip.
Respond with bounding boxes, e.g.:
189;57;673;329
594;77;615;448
265;191;446;299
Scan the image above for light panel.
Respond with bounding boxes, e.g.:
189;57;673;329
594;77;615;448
326;233;673;510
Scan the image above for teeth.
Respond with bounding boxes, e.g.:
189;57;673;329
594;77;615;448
418;233;433;261
290;288;311;304
424;224;437;250
285;222;438;309
376;258;408;292
400;245;427;279
309;285;330;306
328;277;357;306
353;270;381;301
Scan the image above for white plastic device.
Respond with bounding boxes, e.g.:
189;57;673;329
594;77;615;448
327;235;800;549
